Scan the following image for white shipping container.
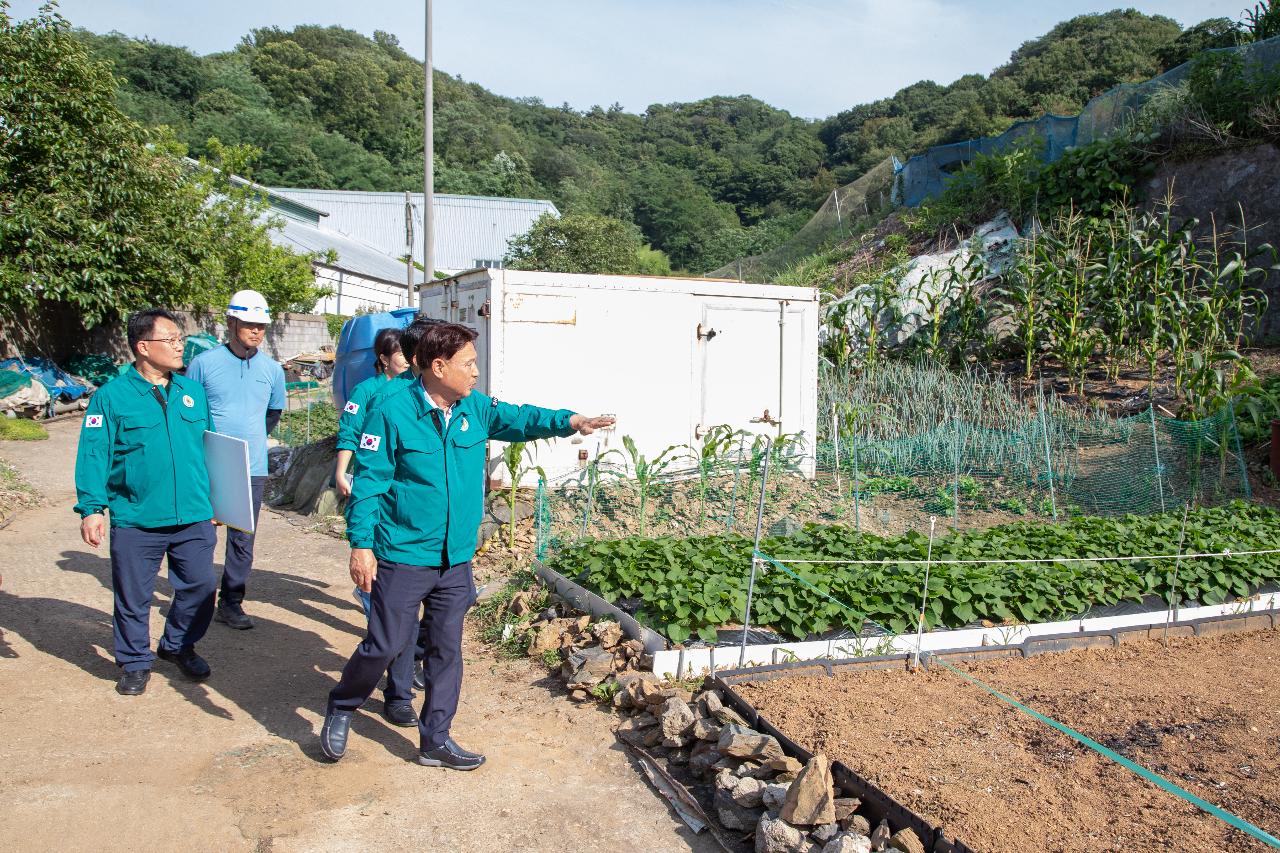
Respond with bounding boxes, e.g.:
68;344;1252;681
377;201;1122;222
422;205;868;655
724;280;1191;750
418;269;819;486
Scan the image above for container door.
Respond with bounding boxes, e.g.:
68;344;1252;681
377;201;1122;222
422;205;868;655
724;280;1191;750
698;301;807;441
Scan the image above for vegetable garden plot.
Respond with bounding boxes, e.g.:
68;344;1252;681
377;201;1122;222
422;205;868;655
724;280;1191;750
544;502;1280;645
734;628;1280;853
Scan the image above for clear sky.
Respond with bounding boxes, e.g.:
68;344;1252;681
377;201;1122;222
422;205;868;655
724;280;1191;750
6;0;1243;118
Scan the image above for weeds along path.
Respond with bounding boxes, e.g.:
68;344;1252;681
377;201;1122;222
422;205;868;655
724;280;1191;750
0;420;712;853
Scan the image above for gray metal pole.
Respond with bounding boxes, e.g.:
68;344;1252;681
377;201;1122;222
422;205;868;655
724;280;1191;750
404;190;414;307
1149;404;1167;513
422;0;435;306
739;438;773;667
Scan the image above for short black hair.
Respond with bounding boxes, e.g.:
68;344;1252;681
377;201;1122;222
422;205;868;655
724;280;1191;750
416;322;478;370
372;327;403;375
400;316;445;367
126;308;181;355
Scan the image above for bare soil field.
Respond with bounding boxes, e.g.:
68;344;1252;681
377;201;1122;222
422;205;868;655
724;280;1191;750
737;628;1280;853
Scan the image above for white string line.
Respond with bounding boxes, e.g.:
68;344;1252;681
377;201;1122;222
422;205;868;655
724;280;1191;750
759;547;1280;566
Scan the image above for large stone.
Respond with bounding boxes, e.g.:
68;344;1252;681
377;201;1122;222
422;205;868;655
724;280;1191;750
841;815;871;836
781;754;836;826
698;689;724;716
633;678;667;707
811;823;840;844
718;724;785;763
659;697;695;741
507;590;533;617
692;718;723;742
833;798;862;823
821;834;872;853
688;746;722;777
762;782;791;811
563;645;615;689
527;618;578;656
312;486;341;518
888;829;925;853
713;703;750;727
755;815;808;853
615;670;659;690
766;755;805;774
731;776;766;809
632;711;658;729
714;778;763;831
592;620;624;649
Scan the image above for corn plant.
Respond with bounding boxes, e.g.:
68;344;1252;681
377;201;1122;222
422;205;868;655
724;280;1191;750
500;441;546;549
694;424;735;526
618;435;687;536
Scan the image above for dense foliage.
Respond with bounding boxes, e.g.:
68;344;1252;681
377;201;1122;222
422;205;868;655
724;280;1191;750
69;10;1219;274
0;7;324;334
551;502;1280;643
505;212;671;276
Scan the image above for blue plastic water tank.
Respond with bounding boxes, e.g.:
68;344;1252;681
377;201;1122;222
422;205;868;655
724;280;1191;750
333;307;421;410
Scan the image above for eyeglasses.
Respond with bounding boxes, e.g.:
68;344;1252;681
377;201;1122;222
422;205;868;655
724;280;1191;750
143;336;188;348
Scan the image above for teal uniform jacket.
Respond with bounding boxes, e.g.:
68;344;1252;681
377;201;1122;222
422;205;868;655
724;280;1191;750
336;372;394;452
74;366;215;528
347;380;576;566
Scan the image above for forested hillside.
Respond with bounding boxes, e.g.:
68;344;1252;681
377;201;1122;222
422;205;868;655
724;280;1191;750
76;9;1230;273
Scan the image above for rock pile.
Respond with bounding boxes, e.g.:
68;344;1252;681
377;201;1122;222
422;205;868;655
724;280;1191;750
613;682;924;853
517;603;648;700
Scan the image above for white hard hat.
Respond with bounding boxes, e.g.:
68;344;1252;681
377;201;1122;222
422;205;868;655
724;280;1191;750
227;289;271;323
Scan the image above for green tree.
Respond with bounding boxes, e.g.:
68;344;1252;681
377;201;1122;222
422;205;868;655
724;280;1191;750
0;6;324;333
506;212;652;275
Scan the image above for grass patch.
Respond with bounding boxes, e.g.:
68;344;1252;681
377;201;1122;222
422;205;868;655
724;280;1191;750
0;418;48;441
469;568;547;658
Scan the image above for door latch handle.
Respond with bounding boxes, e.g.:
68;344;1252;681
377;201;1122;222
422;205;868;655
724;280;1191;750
749;409;781;427
696;323;718;341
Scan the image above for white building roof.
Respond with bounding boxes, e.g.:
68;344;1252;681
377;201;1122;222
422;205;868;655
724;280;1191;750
267;188;558;273
268;215;421;287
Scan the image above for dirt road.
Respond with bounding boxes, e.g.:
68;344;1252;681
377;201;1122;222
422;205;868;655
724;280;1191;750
0;420;711;853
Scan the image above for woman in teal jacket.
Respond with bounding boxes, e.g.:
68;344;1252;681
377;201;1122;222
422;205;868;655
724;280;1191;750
320;323;613;768
333;326;408;499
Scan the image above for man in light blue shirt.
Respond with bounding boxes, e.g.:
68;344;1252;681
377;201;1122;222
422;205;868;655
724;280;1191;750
186;289;286;630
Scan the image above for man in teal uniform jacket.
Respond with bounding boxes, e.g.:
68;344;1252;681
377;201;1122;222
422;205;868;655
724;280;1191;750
75;309;218;695
320;323;613;767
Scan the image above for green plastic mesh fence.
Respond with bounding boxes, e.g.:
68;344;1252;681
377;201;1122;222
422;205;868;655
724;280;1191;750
703;157;897;283
534;362;1251;561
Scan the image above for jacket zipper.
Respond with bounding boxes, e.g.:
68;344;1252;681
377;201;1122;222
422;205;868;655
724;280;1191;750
441;409;453;568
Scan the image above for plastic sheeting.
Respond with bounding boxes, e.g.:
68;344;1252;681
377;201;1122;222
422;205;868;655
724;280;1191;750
0;357;92;401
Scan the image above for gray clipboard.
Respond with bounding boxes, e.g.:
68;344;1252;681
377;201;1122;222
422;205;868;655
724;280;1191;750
203;431;255;534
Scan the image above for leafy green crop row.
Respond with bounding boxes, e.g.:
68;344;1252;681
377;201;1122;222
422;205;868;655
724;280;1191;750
549;502;1280;644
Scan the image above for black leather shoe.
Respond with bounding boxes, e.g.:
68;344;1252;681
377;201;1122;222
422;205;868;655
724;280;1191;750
417;737;485;771
383;702;418;727
116;669;150;695
215;602;254;630
320;710;353;762
412;660;426;691
157;646;211;680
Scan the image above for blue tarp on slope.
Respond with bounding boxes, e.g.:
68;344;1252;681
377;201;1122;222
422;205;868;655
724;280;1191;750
0;357;93;400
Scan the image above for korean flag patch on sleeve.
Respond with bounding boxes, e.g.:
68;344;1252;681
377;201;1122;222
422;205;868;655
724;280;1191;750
85;414;103;429
359;433;381;451
344;401;360;415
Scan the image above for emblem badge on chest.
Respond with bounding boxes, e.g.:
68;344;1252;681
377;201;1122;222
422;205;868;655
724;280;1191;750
182;395;195;408
460;417;469;433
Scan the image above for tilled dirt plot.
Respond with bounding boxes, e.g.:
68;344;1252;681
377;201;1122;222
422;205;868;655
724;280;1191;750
737;629;1280;853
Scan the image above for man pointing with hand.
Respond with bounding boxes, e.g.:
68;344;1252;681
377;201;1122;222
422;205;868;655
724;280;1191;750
320;323;613;768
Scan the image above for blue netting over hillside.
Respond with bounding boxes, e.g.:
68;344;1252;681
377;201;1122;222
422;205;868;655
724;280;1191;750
897;35;1280;207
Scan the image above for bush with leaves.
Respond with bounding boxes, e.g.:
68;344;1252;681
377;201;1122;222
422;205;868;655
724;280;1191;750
552;502;1280;642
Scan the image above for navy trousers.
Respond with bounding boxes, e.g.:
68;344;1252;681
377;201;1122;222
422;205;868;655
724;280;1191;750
329;559;476;749
220;476;265;606
110;521;217;672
